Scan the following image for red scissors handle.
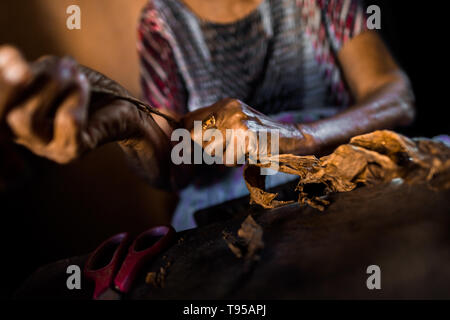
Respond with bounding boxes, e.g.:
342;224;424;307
84;225;175;299
84;232;130;300
114;225;176;293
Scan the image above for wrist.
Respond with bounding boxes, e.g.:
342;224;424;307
292;123;322;156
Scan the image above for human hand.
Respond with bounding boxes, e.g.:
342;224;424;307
0;45;167;165
182;98;316;166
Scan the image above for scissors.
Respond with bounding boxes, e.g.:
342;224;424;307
84;225;176;300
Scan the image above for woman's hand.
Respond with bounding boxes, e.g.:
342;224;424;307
182;98;318;166
0;46;169;169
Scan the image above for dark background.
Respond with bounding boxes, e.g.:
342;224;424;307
0;1;449;299
365;0;448;138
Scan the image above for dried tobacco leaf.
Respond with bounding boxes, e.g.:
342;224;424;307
145;272;158;287
145;260;172;288
222;231;243;258
223;215;264;261
238;215;264;261
245;130;450;210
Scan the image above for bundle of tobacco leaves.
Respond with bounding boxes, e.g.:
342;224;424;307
244;130;450;210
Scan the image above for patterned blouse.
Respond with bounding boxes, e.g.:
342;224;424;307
137;0;368;230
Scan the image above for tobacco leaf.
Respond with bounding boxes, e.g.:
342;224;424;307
222;231;243;258
223;215;264;261
245;130;450;210
145;259;172;288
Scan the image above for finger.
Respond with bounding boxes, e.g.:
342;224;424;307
223;130;243;166
80;100;133;150
223;129;258;166
47;71;90;163
6;57;83;146
0;46;32;119
32;57;82;118
202;128;226;161
182;105;215;131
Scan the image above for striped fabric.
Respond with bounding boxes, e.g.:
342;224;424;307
138;0;367;117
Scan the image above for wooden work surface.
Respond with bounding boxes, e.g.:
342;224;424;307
16;180;450;299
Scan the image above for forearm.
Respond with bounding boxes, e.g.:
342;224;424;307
117;114;175;190
289;73;415;156
77;65;181;190
118;111;195;191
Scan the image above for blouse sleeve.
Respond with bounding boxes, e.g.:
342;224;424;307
137;1;187;115
298;0;368;106
317;0;368;52
299;0;368;54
